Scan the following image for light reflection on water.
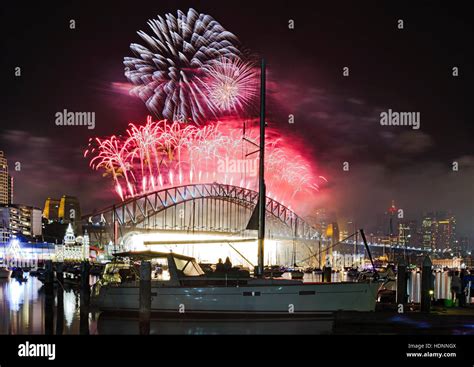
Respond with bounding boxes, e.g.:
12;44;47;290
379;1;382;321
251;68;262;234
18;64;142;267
0;274;335;335
0;275;99;335
0;270;466;335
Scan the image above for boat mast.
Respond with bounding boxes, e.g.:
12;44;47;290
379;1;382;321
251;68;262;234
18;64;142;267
257;58;266;278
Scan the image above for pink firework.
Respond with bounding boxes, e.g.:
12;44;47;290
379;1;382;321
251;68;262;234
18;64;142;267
86;116;327;205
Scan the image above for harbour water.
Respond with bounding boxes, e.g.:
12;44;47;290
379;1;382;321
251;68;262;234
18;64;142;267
0;270;464;335
0;275;99;334
0;274;334;335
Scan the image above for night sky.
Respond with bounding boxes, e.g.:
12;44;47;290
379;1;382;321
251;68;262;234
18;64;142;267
1;1;473;238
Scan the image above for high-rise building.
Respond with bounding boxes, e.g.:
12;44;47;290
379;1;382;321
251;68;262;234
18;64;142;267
326;222;340;245
387;200;398;243
459;237;471;253
422;215;435;250
8;175;13;204
315;208;328;233
422;212;456;252
399;220;419;248
0;151;9;205
436;214;456;251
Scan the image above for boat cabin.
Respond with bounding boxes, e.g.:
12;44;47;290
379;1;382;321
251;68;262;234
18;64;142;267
101;250;205;287
100;250;300;288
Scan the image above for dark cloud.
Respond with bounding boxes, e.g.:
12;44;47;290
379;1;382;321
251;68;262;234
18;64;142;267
266;71;473;237
1;130;115;214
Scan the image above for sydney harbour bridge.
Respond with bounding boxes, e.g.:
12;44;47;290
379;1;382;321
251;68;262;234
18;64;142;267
82;182;428;268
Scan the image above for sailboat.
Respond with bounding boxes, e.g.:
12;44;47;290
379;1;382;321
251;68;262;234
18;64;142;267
91;59;380;315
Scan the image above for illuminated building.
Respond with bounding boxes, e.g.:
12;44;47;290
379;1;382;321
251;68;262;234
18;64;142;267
63;223;76;245
398;220;419;248
387;200;398;246
43;195;81;236
326;222;340;246
42;197;61;221
422;215;435;250
58;195;81;223
436;215;456;251
43;195;81;223
0;204;43;238
0;151;9;205
55;225;91;261
422;212;456;252
0;228;9;243
459;237;471;253
8;175;13;205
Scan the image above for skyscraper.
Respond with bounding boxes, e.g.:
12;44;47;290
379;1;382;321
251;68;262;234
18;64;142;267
436;214;456;252
0;151;9;205
422;215;435;250
399;220;419;248
422;212;456;252
8;175;13;204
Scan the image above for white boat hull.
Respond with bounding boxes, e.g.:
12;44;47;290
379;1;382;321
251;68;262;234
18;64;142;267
93;281;380;314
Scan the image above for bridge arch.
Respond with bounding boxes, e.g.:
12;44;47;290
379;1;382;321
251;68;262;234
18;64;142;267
83;183;321;245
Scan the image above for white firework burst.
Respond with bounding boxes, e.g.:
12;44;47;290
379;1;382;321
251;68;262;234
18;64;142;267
204;57;258;113
124;8;241;124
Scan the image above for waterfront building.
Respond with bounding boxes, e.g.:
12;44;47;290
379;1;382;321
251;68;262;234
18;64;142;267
55;223;89;261
63;223;76;245
0;204;42;239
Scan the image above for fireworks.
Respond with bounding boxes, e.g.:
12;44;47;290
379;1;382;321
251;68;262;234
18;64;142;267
85;116;327;205
93;9;325;207
203;57;258;113
124;8;247;123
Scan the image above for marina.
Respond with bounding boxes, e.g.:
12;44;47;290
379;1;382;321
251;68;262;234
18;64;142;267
1;266;473;335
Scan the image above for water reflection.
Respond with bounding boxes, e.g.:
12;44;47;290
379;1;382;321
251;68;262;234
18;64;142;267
1;274;335;335
98;313;334;335
1;269;459;335
0;275;98;335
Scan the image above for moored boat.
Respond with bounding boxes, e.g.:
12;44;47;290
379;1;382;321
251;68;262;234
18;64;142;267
91;251;380;315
